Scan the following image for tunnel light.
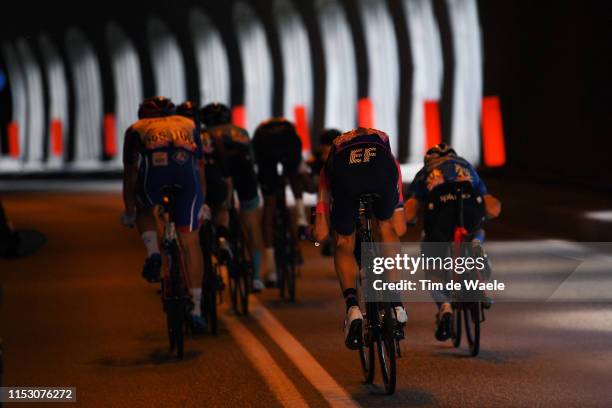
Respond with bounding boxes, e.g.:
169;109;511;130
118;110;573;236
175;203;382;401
583;211;612;222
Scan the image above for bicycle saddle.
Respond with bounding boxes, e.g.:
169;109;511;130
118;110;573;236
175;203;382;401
160;184;184;197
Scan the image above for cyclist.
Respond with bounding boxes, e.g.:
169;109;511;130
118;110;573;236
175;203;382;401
200;103;266;292
403;143;501;341
252;117;307;287
312;127;408;349
121;96;207;331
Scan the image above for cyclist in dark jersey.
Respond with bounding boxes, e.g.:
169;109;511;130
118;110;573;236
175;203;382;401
404;143;501;341
313;127;408;349
121;97;206;330
252;118;307;286
200;103;266;292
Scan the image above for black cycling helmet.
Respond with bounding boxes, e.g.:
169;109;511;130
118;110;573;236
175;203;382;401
319;128;341;146
424;143;456;164
138;96;175;119
176;100;197;120
200;102;231;127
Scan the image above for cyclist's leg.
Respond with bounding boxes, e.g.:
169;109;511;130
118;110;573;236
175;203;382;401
257;155;281;284
172;156;206;326
136;165;163;281
285;135;308;234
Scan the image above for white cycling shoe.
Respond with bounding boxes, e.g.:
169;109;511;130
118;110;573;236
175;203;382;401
344;306;364;350
252;279;265;293
394;306;408;324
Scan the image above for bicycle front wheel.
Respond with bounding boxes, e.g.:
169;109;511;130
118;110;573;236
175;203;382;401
359;327;375;383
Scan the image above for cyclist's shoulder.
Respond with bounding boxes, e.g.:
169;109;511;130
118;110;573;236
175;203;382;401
255;117;295;135
332;127;390;149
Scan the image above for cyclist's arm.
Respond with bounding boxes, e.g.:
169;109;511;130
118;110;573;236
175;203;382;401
392;158;407;236
484;194;501;219
122;130;140;215
313;168;331;242
469;164;501;219
404;169;427;224
403;197;421;224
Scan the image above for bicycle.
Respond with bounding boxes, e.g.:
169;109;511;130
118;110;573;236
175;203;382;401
199;220;225;335
446;183;487;357
355;194;401;395
227;204;253;315
273;178;300;302
158;185;192;358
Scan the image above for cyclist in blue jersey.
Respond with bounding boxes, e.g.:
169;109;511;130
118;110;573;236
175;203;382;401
313;127;408;349
404;143;501;341
121;96;207;331
199;103;266;292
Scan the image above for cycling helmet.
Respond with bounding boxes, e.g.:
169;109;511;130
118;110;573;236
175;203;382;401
138;96;175;119
200;102;231;127
176;100;197;119
424;143;456;164
319;128;341;146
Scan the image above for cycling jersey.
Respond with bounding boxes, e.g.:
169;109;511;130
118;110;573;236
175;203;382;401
408;156;487;201
316;128;404;235
205;123;260;209
201;127;231;208
409;155;486;242
252;118;302;195
124;115;204;232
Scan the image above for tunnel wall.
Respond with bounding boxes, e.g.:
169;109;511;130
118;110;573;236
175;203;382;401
1;0;497;177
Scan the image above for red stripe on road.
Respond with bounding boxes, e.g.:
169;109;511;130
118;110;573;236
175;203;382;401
50;119;63;156
294;105;311;153
357;98;374;128
103;114;117;157
424;100;442;151
481;96;506;167
7;121;19;158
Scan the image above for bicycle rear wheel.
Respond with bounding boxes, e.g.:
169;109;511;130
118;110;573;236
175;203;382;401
285;263;296;302
464;302;480;356
452;306;462;348
377;312;397;395
359;323;376;383
203;271;218;335
166;298;185;358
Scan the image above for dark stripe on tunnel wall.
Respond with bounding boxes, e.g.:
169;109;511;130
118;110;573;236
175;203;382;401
387;0;413;162
432;0;454;145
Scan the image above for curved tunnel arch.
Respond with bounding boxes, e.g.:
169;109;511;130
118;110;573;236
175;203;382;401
147;17;187;103
274;0;314;138
316;0;357;132
39;33;69;168
190;8;230;105
0;42;27;166
357;0;400;151
233;1;273;133
16;38;46;168
106;22;143;165
65;28;104;167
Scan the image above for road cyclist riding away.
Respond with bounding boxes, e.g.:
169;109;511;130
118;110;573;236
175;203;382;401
403;143;501;342
312;127;408;348
252;117;309;287
199;103;266;292
120;96;207;333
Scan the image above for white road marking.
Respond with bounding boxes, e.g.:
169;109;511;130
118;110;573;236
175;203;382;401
250;297;360;408
219;308;310;408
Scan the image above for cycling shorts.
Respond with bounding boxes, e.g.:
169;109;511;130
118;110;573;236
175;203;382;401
226;147;260;208
137;148;203;232
252;129;302;195
422;181;485;242
205;161;228;209
328;143;400;235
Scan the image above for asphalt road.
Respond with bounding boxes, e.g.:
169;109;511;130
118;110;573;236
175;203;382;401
1;180;612;407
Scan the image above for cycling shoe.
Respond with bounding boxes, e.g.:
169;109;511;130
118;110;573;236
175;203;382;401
142;253;162;282
344;306;364;350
